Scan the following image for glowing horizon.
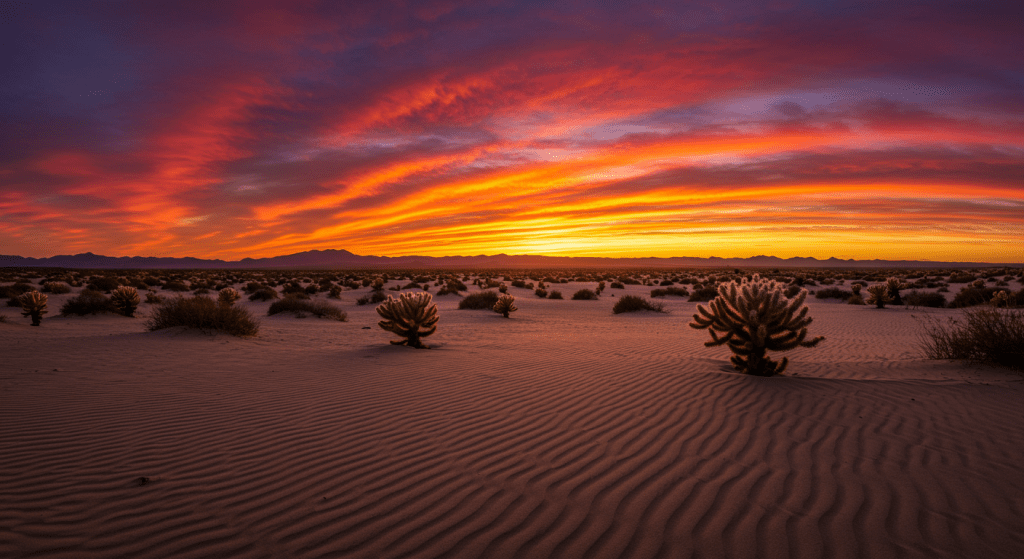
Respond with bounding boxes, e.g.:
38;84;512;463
2;2;1022;263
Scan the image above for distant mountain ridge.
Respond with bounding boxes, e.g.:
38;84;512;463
1;250;1019;269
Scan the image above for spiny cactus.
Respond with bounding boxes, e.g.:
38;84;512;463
865;284;893;308
110;285;141;317
376;291;439;349
493;293;517;318
991;290;1010;308
20;291;48;326
218;287;241;306
851;283;862;296
885;277;905;305
689;274;824;376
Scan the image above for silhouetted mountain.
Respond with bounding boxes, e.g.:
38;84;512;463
1;250;1019;269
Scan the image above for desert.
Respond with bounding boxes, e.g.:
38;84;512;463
2;267;1022;558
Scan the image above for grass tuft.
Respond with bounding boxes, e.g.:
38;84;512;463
612;295;666;314
267;297;347;320
458;290;499;309
918;308;1024;371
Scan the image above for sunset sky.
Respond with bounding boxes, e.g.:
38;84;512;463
2;1;1022;262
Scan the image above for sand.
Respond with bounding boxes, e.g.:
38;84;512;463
2;282;1023;558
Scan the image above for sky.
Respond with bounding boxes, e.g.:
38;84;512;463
2;0;1022;262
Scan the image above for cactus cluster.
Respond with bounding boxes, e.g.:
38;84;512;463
19;291;48;326
689;274;824;376
110;286;141;317
493;293;517;318
376;291;439;349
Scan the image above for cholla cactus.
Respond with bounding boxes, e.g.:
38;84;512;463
493;293;517;318
218;287;241;306
371;277;385;291
865;284;893;308
851;283;862;296
689;274;823;376
498;283;508;293
885;277;905;305
972;279;985;289
110;286;141;317
376;291;439;348
20;291;48;326
991;290;1010;308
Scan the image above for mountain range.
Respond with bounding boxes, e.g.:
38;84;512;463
1;250;1020;269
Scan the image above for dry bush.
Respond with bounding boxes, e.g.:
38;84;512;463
147;295;260;337
612;295;666;314
903;290;947;308
572;289;598;300
814;287;853;300
547;290;563;300
267;297;347;321
43;282;72;294
61;290;113;315
651;287;689;298
458;290;500;310
534;288;548;298
248;287;280;301
918;308;1024;371
688;286;719;302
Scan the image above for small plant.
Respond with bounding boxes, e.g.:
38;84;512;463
814;287;853;300
20;291;48;326
535;288;548;298
328;285;342;299
43;282;71;294
493;294;517;318
688;286;719;302
918;308;1023;371
458;290;500;310
690;274;824;376
903;290;947;308
268;298;347;321
610;282;625;289
847;294;866;305
572;289;598;300
865;284;893;308
248;287;279;302
145;292;165;305
376;291;439;349
851;283;862;296
651;287;690;298
61;290;112;315
110;286;141;317
498;283;508;294
612;295;665;314
218;287;241;306
147;295;260;337
548;290;563;300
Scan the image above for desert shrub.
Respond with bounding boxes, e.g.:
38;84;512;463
534;288;548;298
612;295;666;314
815;287;853;300
783;285;802;298
285;291;310;300
0;283;36;298
110;286;141;317
370;290;388;304
19;292;48;326
847;294;866;305
61;290;113;315
218;288;241;306
248;287;279;302
919;308;1024;371
268;298;347;321
43;282;72;294
143;276;162;286
493;294;517;317
145;292;165;304
659;280;674;286
511;280;526;288
572;289;598;300
376;292;438;348
651;287;690;298
87;276;121;292
328;285;343;299
610;282;625;289
459;290;500;310
951;287;1009;308
548;290;563;300
689;286;719;302
403;281;422;290
147;295;260;336
162;280;190;292
903;290;947;308
690;274;824;376
243;282;265;293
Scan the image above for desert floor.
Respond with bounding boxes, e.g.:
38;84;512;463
2;281;1023;558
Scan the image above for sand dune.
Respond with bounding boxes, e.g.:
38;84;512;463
2;286;1023;558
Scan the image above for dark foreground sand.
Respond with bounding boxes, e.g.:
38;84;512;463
2;288;1023;558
